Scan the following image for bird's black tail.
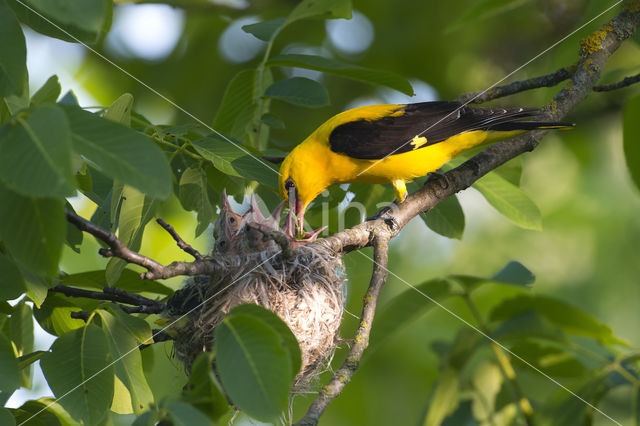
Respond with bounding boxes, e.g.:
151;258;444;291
490;121;574;131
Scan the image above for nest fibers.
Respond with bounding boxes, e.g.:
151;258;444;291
165;192;346;388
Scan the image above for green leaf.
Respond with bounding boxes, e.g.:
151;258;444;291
34;292;98;336
264;77;330;108
60;269;172;297
179;167;214;237
0;183;65;276
106;186;159;284
472;171;542;230
64;106;172;199
444;0;532;34
286;0;352;25
423;368;460;426
9;398;76;426
261;113;285;129
96;309;154;414
65;202;83;253
0;333;20;394
182;352;229;422
21;268;51;308
192;134;279;188
31;75;61;106
490;295;626;345
0;3;27;98
370;279;452;351
0;253;26;301
167;401;212;426
491;261;535;287
11;299;33;357
0;408;15;426
421;195;465;239
104;93;134;126
0;105;76;198
7;0;113;44
229;304;302;377
17;350;46;369
623;94;640;192
215;313;293;422
509;341;585;377
242;18;286;42
213;69;255;137
267;54;414;95
40;324;114;425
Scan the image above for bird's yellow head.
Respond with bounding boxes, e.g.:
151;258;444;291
279;142;331;234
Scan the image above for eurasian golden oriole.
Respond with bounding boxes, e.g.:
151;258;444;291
278;101;571;233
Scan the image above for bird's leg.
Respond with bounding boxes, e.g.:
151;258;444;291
425;170;449;190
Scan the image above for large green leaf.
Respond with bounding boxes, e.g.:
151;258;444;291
63;106;172;199
0;3;27;99
9;398;75;426
11;299;34;388
7;0;112;44
215;312;293;422
369;279;452;351
33;293;98;337
182;352;229;422
0;104;76;198
264;77;330;108
0;408;14;426
490;295;626;345
286;0;352;25
423;368;460;426
0;183;65;276
472;171;542;230
105;186;159;284
0;333;20;394
242;18;287;42
167;401;212;426
421;194;465;240
0;253;26;301
104;93;134;126
229;304;302;377
30;75;61;106
97;308;154;414
213;69;255;136
191;134;279;188
267;54;414;95
623;94;640;192
179;167;214;237
40;324;114;425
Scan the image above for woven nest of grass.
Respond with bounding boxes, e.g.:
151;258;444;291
165;232;346;388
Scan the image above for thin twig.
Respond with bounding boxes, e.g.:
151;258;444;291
70;311;89;322
156;218;204;260
594;72;640;91
457;63;577;104
296;234;391;425
50;285;166;314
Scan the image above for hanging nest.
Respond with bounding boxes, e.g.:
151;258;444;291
164;191;346;388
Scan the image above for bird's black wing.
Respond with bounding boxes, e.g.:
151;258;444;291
328;101;541;160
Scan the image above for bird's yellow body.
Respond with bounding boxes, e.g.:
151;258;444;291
279;101;570;231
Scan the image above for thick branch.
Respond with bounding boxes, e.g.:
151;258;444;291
296;234;391;425
65;209;225;280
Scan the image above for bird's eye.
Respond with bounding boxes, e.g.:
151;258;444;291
285;178;295;190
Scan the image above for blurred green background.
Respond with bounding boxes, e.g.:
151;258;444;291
17;0;640;424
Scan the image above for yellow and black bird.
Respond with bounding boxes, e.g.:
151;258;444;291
279;101;571;233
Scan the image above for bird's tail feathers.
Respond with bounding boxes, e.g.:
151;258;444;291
491;121;574;132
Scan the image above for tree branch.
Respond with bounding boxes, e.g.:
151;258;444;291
296;234;391;426
156;218;204;261
594;72;640;91
50;285;166;314
65;209;225;280
457;63;577;104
